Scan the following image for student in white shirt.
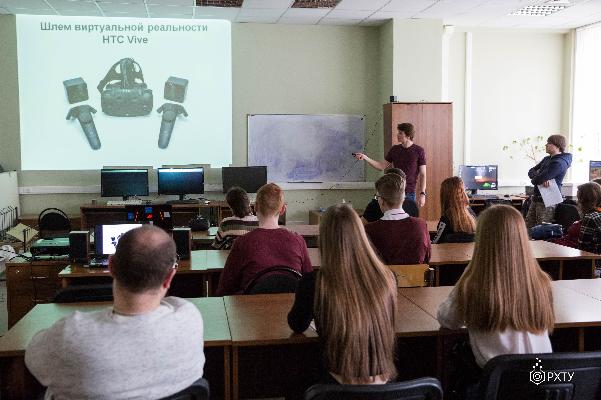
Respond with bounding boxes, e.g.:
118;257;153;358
437;204;554;369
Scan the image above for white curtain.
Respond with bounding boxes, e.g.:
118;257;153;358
573;23;601;183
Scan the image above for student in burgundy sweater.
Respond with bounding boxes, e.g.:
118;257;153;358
216;183;313;296
365;173;431;265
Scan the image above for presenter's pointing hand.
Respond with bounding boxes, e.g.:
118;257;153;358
353;152;366;161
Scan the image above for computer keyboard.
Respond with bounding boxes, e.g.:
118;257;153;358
470;195;501;200
106;200;144;206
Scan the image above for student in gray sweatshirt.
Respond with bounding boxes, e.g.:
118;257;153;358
25;225;205;400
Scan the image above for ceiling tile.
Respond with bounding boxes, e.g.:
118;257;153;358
147;4;193;15
367;10;415;19
380;0;437;13
47;0;99;12
103;11;149;18
148;0;195;5
416;0;486;19
238;7;285;16
335;0;388;11
319;17;360;25
326;8;371;18
236;14;280;22
279;17;317;23
97;2;147;13
194;5;239;17
242;0;293;9
280;7;329;17
1;0;52;11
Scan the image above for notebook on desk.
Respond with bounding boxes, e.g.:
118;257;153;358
88;223;142;268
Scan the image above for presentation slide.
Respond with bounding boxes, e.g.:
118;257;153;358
16;15;232;170
100;223;142;255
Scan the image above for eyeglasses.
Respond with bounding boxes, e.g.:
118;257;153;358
172;254;180;270
373;194;382;200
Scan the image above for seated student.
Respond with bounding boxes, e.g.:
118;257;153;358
288;203;397;385
25;226;205;399
361;168;419;223
432;176;476;243
364;173;431;265
578;181;601;255
212;186;258;249
437;205;554;369
552;181;601;249
216;183;312;295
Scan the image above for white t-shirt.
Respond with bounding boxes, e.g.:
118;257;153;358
437;287;552;368
25;297;205;400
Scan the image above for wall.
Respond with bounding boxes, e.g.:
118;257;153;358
0;18;381;222
448;27;568;190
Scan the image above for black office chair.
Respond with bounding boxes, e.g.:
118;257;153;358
244;266;302;295
38;208;71;239
484;199;513;209
304;377;443;400
554;202;581;232
161;378;210;400
476;352;601;400
53;284;114;303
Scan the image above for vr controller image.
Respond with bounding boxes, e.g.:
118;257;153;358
66;105;101;150
98;58;153;117
157;103;188;149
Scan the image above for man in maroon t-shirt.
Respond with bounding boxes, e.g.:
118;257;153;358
354;122;427;207
216;183;313;296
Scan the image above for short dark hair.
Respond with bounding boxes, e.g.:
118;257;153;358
577;182;601;215
226;186;252;218
111;226;176;293
547;134;566;153
375;173;406;208
397;123;415;140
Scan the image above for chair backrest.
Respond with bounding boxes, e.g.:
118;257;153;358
485;199;513;208
53;284;114;303
478;352;601;400
554;202;581;232
402;199;419;218
38;208;71;239
388;264;431;288
244;266;302;294
160;378;210;400
304;377;443;400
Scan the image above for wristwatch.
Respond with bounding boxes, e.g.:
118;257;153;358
420;191;427;196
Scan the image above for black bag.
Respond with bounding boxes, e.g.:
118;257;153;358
97;58;153;117
189;216;209;232
529;223;563;240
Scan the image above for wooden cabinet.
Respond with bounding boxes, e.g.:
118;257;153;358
6;259;66;328
384;103;453;221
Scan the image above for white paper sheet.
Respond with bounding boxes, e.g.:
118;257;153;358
538;179;563;208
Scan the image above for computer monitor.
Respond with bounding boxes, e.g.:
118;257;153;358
590;161;601;181
459;165;498;195
94;223;142;256
101;169;149;200
222;166;267;193
157;167;205;203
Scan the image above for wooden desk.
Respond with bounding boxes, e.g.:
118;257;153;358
224;292;439;400
192;225;320;249
0;298;231;400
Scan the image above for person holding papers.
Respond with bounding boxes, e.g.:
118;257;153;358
526;134;572;227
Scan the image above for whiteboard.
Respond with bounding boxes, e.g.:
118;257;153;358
248;114;365;182
0;171;19;216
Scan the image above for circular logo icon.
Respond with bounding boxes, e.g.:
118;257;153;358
530;370;545;385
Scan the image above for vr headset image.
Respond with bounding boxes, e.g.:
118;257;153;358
97;58;153;117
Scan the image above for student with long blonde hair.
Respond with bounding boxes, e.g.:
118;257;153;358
437;205;554;368
432;176;476;243
288;203;398;385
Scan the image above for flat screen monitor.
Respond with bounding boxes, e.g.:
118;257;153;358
222;166;267;193
94;223;142;256
158;167;205;202
459;165;498;194
590;161;601;181
101;169;149;200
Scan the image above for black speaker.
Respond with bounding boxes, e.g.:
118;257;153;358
164;76;189;103
69;231;90;264
173;227;191;260
63;77;89;104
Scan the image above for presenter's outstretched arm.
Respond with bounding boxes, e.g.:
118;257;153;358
417;165;427;208
353;153;391;171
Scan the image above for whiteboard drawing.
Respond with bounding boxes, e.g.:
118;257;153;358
248;114;365;182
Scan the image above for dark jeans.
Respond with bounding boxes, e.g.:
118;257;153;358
405;192;416;202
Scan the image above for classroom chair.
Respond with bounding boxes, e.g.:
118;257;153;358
476;351;601;400
304;377;442;400
244;266;302;294
161;378;210;400
554;202;580;232
388;264;432;287
37;208;71;239
52;284;113;303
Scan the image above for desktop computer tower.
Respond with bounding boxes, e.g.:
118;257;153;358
173;227;191;260
69;231;90;264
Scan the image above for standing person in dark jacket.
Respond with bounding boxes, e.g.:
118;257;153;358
526;134;572;228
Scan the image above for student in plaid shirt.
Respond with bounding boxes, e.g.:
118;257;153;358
577;181;601;256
